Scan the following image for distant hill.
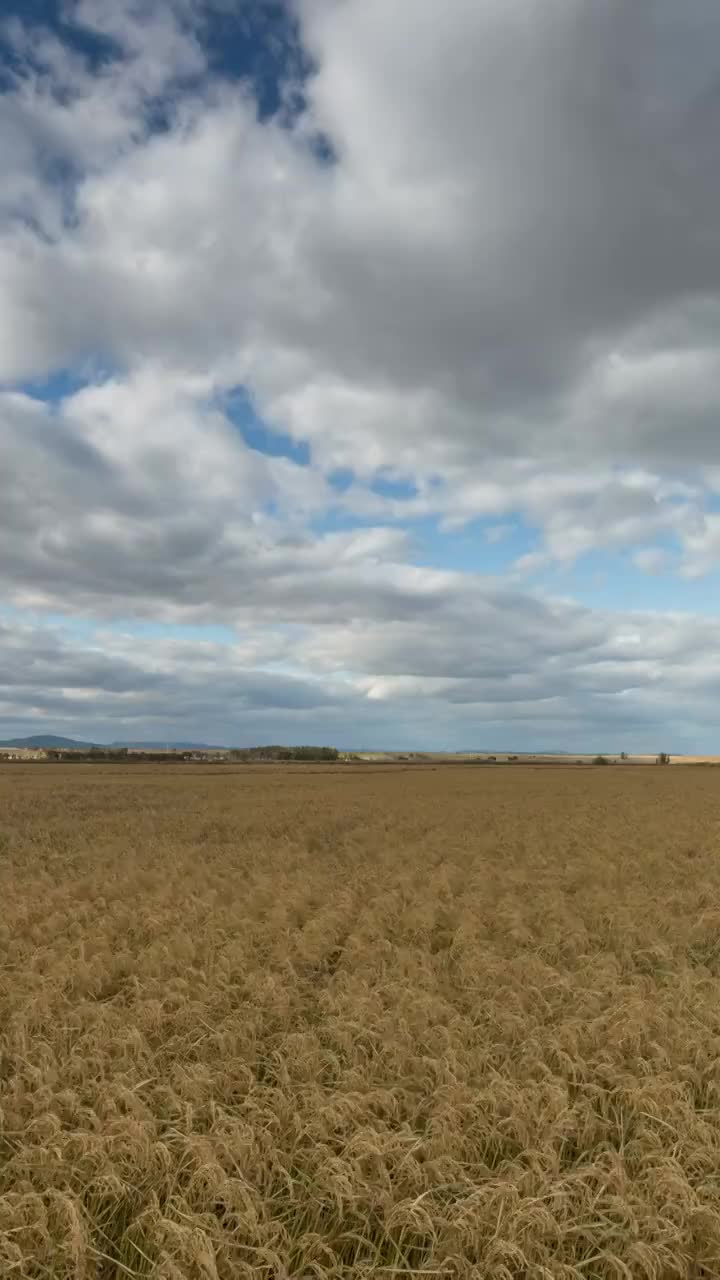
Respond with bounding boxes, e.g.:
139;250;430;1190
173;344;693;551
0;734;98;749
0;734;223;750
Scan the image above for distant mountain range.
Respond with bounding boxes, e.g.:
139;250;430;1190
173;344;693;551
0;734;96;749
0;734;223;750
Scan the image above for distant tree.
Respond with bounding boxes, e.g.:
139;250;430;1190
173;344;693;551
657;752;671;765
229;745;339;762
593;754;610;765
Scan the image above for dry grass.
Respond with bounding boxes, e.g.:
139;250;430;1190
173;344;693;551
3;763;720;1278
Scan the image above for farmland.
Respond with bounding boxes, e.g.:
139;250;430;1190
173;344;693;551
3;764;720;1278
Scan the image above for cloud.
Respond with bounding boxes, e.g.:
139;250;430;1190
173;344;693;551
2;0;720;569
633;547;675;576
0;5;717;447
484;525;513;545
288;0;720;470
3;1;720;748
0;373;302;617
4;595;720;750
0;615;346;735
1;370;432;622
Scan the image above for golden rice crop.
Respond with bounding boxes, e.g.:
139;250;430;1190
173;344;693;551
3;762;720;1278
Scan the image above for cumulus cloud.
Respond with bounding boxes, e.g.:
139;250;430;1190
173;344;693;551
1;372;324;616
2;1;720;558
0;615;348;734
632;547;675;576
2;0;720;745
3;596;720;750
0;5;718;446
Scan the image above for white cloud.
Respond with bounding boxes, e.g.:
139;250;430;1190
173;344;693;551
1;3;719;474
484;525;513;545
633;547;674;576
678;515;720;580
3;1;720;745
4;596;720;749
1;367;475;627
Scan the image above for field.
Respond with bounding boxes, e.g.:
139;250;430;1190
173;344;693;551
3;765;720;1278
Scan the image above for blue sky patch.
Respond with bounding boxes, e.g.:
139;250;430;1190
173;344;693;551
16;368;95;403
222;387;310;465
413;516;532;575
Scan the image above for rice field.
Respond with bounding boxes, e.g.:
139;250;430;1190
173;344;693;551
3;762;720;1278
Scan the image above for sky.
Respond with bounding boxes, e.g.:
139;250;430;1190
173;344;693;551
2;0;720;751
